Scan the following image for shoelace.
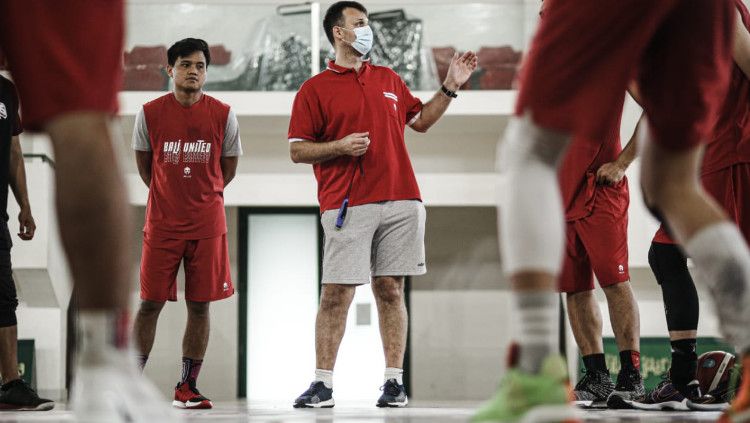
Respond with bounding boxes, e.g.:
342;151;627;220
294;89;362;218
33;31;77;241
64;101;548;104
578;370;613;399
380;381;401;396
303;382;327;397
186;381;209;400
615;369;640;390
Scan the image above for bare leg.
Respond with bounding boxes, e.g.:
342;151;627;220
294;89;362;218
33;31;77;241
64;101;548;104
641;142;725;244
372;277;407;368
44;113;131;310
566;291;603;356
315;284;356;370
133;300;166;356
183;301;210;359
602;282;640;352
0;326;19;383
51;114;175;419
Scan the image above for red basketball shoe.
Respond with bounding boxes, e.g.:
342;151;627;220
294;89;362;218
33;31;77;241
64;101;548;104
173;380;212;409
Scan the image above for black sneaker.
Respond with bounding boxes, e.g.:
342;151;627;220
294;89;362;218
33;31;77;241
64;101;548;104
631;377;689;411
376;379;408;408
606;368;646;409
0;379;54;411
573;369;614;408
686;379;730;411
293;381;334;408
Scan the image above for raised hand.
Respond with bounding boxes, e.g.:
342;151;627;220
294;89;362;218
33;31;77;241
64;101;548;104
445;51;478;90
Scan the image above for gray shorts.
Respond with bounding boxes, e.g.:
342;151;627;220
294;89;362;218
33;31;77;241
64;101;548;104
321;200;426;284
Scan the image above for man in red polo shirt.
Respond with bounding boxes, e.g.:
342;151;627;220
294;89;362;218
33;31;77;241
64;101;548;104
131;38;241;410
288;1;476;408
1;2;178;421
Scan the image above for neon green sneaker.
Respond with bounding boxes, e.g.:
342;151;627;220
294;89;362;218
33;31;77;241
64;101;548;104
472;354;578;423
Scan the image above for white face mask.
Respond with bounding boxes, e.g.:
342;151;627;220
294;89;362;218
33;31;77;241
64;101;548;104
345;25;373;56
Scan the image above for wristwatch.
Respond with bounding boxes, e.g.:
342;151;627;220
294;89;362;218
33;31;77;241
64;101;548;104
441;84;458;98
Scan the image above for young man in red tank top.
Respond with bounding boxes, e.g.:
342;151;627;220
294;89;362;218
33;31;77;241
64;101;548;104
131;38;242;410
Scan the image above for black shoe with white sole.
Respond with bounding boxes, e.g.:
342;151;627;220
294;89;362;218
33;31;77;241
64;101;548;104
573;369;614;409
293;381;334;408
376;379;408;408
606;369;646;409
0;379;54;411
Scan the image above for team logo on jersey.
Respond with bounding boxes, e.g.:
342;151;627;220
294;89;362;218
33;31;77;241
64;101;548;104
618;264;625;274
183;167;191;178
0;102;6;120
222;282;230;291
164;140;182;165
162;139;212;165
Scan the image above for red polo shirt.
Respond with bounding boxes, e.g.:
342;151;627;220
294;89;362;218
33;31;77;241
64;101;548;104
288;60;423;211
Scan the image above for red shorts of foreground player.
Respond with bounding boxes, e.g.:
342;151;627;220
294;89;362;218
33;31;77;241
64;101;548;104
517;0;733;150
140;233;233;303
654;164;750;245
0;1;123;130
560;182;630;293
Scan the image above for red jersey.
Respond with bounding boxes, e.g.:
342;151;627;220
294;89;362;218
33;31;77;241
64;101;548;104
288;61;423;212
704;0;750;174
558;114;626;221
135;93;239;239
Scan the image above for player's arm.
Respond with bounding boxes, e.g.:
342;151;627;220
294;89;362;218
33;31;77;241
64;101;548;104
221;110;243;187
734;11;750;79
9;136;35;240
410;52;478;133
220;157;238;187
290;133;370;164
287;84;370;164
135;151;152;187
596;113;643;186
132;108;152;187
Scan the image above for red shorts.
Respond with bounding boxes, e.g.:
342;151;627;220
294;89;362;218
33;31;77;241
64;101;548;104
560;183;630;293
517;0;733;150
140;233;234;303
653;163;750;245
0;1;123;130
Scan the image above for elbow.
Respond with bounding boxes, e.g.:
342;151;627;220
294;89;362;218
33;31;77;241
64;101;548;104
290;147;303;164
411;123;429;133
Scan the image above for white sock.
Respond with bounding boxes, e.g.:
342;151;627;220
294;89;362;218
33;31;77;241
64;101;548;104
498;114;569;276
78;310;128;363
684;222;750;351
314;369;333;389
514;291;558;374
384;368;403;385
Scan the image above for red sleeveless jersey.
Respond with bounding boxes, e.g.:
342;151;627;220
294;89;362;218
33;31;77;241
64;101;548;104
142;93;229;239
